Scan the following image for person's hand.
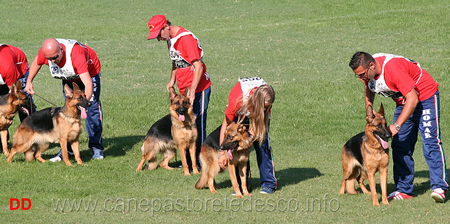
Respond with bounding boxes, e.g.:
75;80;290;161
218;152;227;169
24;83;34;95
166;80;175;92
389;124;398;136
189;90;195;105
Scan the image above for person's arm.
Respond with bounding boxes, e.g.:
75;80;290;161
389;89;418;136
166;62;177;92
364;84;375;110
24;56;42;95
189;60;202;104
79;72;93;100
218;116;230;169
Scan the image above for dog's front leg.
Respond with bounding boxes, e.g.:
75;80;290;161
380;154;390;205
60;138;73;167
188;139;199;175
1;130;9;156
367;168;379;207
239;162;252;196
228;162;243;198
177;142;191;176
71;140;85;166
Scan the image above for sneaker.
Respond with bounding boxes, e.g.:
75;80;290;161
431;188;446;203
388;191;413;200
231;192;236;196
49;150;74;162
91;148;104;160
260;187;275;194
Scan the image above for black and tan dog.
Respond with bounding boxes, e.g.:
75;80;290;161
339;103;392;206
7;83;91;166
195;119;254;198
0;80;33;157
136;87;199;176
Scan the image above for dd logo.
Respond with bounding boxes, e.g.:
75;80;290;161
10;198;32;210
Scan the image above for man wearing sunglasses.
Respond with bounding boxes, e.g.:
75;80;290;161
349;51;448;203
25;38;104;161
147;15;212;169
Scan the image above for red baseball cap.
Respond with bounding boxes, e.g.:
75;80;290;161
147;15;167;40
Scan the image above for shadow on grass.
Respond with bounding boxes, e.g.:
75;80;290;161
37;135;144;162
213;167;323;193
102;135;144;158
275;167;323;190
359;169;450;199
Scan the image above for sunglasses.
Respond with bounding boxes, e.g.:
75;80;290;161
354;66;370;78
46;54;59;61
157;27;165;39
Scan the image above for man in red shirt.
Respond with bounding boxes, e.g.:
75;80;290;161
147;15;212;169
0;44;35;151
25;38;104;161
0;44;29;90
349;51;448;203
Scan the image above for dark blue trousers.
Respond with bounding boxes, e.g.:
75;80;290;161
392;91;448;194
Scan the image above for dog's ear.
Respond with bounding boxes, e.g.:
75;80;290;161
366;105;374;122
378;102;385;116
14;80;22;93
225;116;232;126
169;87;177;100
11;82;17;96
64;84;74;98
72;83;81;92
184;86;191;98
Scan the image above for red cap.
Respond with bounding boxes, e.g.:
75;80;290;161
147;15;167;40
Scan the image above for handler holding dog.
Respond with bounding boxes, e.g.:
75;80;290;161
0;44;35;153
147;15;211;169
218;77;277;194
0;44;34;121
25;38;104;161
349;51;448;203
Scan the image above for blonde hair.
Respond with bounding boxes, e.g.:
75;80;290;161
236;85;275;143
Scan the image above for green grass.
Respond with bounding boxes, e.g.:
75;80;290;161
1;0;449;223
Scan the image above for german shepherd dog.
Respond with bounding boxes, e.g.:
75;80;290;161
136;87;199;176
339;103;392;206
195;119;254;198
7;83;91;166
0;80;33;157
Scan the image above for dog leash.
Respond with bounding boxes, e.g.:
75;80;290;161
33;93;58;107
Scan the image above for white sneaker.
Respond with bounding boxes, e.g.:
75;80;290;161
91;148;104;160
431;188;446;203
49;150;74;162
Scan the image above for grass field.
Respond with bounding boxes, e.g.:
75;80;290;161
1;0;449;223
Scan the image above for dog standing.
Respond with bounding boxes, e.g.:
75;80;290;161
7;83;91;166
136;87;199;176
0;80;33;156
339;103;392;206
195;119;254;198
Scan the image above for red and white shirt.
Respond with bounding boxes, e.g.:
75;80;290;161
167;27;211;94
0;44;28;86
366;53;438;105
225;77;270;121
36;39;101;81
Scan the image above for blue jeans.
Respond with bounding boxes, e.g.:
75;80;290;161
392;91;448;194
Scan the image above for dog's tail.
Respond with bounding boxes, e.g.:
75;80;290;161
195;154;208;189
195;172;208;189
